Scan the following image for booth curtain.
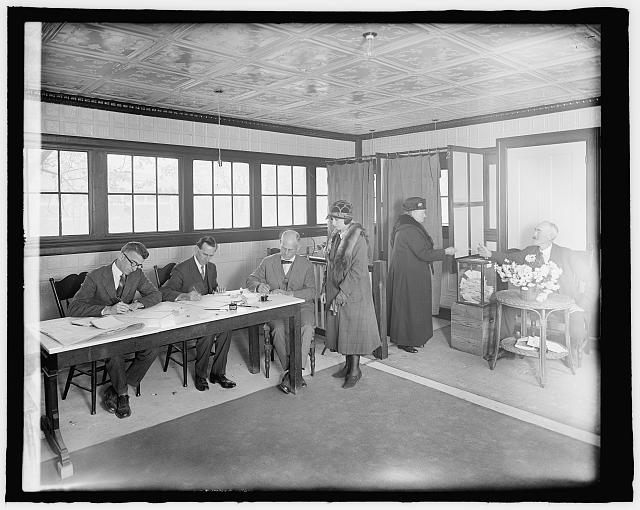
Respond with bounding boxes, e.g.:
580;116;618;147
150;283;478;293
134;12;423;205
385;154;443;315
327;160;376;262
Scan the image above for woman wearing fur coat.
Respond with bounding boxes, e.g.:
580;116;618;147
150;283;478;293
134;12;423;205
324;200;381;389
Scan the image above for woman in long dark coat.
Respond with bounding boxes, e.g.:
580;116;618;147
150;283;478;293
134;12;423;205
324;200;381;388
387;197;456;353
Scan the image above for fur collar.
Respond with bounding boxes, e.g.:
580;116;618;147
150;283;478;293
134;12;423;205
330;223;366;282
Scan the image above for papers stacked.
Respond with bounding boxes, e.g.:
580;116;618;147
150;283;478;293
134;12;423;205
459;269;494;304
515;336;568;354
40;316;144;346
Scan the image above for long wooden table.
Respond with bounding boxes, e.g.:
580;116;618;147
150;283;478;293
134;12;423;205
38;295;304;478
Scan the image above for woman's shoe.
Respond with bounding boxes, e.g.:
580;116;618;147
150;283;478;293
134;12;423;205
342;371;362;389
277;371;291;394
398;345;418;353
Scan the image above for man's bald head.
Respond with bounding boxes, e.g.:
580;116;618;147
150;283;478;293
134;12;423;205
280;230;300;260
533;221;559;248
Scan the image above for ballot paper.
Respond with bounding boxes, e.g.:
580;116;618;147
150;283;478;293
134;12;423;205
116;301;179;328
522;336;567;354
40;317;143;346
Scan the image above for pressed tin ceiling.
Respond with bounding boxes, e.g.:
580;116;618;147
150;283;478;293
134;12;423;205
37;22;601;136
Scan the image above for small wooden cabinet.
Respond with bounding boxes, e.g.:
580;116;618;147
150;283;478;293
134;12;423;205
451;302;495;357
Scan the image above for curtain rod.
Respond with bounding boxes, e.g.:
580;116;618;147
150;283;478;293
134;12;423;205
324;155;377;165
324;146;449;165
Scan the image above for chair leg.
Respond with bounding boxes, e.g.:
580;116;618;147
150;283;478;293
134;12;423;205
163;344;173;372
264;334;272;379
182;340;188;387
90;361;97;415
310;340;316;377
136;383;141;397
62;365;76;400
101;362;109;384
321;346;328;355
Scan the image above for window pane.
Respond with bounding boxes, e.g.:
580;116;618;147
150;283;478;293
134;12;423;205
193;160;212;194
133;156;156;193
452;152;468;202
292;166;306;195
233;162;250;194
261;196;277;227
213;196;232;229
316;167;327;195
39;149;59;192
469;153;483;202
489;163;497;229
441;197;449;226
277;165;292;194
40;194;59;236
233;196;250;228
277;196;292;226
293;196;306;225
261;164;276;194
193;196;212;230
453;206;469;256
316;196;328;225
439;169;448;198
470;205;484;253
158;158;179;194
59;151;88;192
214;161;232;194
61;194;88;235
25;193;39;237
134;195;157;232
108;154;132;193
108;195;132;233
158;195;179;231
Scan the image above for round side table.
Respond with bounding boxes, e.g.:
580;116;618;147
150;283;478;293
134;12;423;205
489;290;576;387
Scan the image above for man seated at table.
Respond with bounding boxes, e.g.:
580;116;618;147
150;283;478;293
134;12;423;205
159;236;235;392
68;241;161;419
478;221;598;353
246;229;316;394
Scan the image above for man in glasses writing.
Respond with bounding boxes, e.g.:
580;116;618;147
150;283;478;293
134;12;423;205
68;241;161;419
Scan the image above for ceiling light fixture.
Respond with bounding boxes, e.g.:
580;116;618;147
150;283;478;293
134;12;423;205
363;31;377;59
215;89;223;167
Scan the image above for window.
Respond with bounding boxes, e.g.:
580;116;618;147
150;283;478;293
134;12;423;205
25;149;89;237
315;166;328;224
107;154;180;233
261;164;307;227
440;169;449;227
193;160;250;230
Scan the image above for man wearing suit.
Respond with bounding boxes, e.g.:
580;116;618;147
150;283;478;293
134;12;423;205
246;230;316;394
478;221;597;352
68;241;161;419
159;236;235;392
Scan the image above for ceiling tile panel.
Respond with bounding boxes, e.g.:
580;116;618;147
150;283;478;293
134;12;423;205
261;40;352;72
494;85;572;107
313;23;421;48
323;90;390;106
42;49;116;77
277;79;350;99
466;72;549;94
50;23;153;57
41;72;96;93
178;23;288;56
183;81;254;99
456;24;567;49
324;60;405;85
383;36;481;71
243;91;308;109
91;82;167;103
501;30;600;67
217;64;293;87
557;77;600;97
436;57;518;84
373;75;449;95
113;66;191;89
104;23;183;37
364;99;432;114
141;44;232;75
414;86;481;105
535;55;601;82
156;94;215;111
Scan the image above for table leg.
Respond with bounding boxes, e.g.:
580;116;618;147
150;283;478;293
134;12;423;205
539;311;547;388
248;325;260;374
489;303;502;370
565;309;575;374
288;308;303;394
41;353;74;478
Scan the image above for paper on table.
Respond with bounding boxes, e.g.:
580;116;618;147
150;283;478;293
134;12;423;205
71;315;126;330
41;317;143;346
524;336;567;353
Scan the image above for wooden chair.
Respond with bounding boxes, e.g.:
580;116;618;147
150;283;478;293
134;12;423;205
50;273;110;415
263;324;316;379
155;262;216;387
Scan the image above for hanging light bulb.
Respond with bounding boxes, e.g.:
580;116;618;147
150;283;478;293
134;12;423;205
363;31;377;59
215;89;223;167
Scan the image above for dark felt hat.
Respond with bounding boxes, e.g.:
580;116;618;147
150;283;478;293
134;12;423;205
402;196;427;211
326;199;353;219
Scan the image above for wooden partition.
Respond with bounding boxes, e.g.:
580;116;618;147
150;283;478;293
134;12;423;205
308;256;388;359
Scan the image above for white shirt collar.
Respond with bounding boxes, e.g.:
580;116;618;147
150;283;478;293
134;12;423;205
282;254;296;263
540;244;552;263
112;260;123;290
193;255;206;274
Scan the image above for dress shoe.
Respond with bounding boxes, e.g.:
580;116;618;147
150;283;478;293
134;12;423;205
103;386;118;414
115;395;131;419
278;371;291;394
332;363;349;378
398;345;418;353
195;376;209;392
342;371;362;389
210;374;236;389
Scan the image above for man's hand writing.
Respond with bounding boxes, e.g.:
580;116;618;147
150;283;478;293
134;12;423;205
257;283;270;294
106;302;131;314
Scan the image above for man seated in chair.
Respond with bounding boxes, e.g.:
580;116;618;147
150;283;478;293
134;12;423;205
478;221;598;355
246;229;316;394
159;236;235;392
68;241;161;419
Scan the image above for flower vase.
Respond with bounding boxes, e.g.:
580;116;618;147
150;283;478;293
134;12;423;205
520;286;536;302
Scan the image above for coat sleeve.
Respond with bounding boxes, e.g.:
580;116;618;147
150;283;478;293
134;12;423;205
246;258;268;292
291;263;316;302
137;271;162;308
338;235;369;300
67;272;110;317
403;227;446;262
160;265;186;302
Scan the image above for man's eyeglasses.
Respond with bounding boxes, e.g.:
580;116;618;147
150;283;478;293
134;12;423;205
123;251;143;270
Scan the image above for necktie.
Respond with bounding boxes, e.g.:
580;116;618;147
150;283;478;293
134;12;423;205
116;274;126;299
281;260;292;265
200;265;206;280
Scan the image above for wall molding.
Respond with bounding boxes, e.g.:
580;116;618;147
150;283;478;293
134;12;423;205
32;89;358;142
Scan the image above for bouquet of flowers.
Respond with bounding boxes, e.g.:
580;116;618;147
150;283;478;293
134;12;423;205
494;254;562;302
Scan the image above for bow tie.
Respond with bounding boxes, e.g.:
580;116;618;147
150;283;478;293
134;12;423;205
281;259;293;265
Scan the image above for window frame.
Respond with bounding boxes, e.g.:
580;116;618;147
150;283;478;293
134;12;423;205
26;134;327;255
